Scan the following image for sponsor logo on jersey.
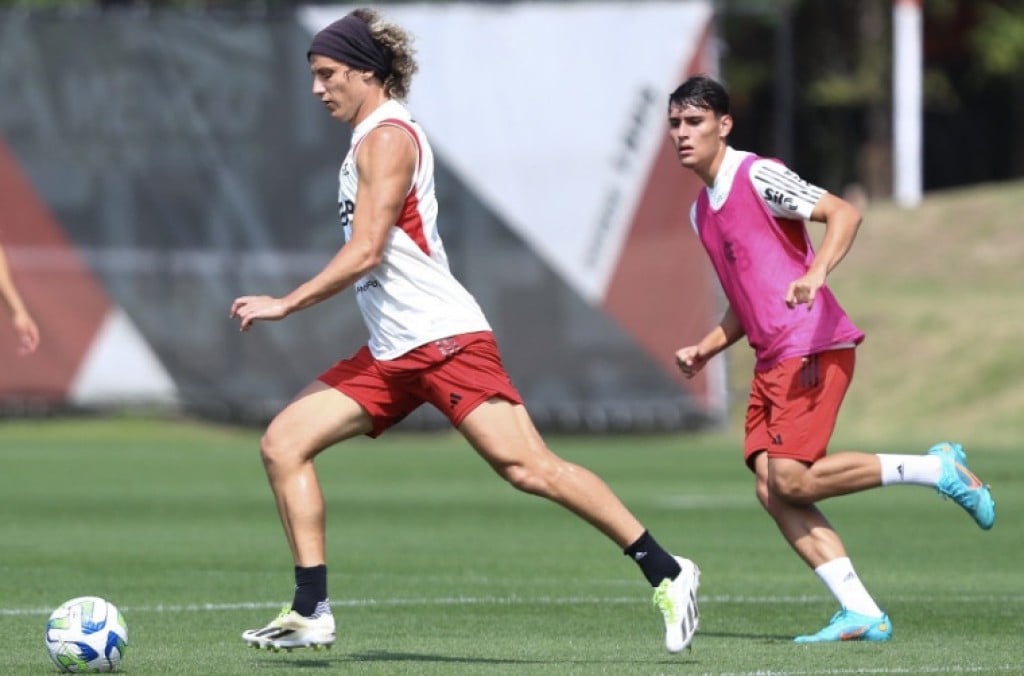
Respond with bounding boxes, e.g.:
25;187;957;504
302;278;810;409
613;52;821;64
763;187;799;211
338;199;355;228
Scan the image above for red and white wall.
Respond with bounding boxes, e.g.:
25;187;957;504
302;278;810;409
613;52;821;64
0;139;178;408
0;2;724;424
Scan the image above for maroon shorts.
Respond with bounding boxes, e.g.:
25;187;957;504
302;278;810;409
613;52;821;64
318;331;523;437
743;348;855;468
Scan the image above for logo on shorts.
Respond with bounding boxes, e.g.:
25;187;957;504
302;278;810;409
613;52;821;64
435;337;462;358
770;433;783;446
449;392;463;408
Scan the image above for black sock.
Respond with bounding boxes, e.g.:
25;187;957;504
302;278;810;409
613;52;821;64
624;531;682;587
292;564;327;617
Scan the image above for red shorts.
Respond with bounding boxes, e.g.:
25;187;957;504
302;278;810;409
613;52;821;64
318;331;523;437
743;348;855;469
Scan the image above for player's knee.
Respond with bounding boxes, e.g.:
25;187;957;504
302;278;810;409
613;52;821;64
258;432;277;466
499;462;540;494
259;430;295;472
500;456;562;496
756;478;794;522
755;476;772;509
768;473;813;504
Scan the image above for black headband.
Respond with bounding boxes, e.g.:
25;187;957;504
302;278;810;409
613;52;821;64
307;13;392;81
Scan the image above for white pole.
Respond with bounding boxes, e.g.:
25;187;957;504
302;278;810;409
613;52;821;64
893;0;923;207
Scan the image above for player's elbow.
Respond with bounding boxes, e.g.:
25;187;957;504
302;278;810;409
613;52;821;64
361;250;384;272
830;197;862;234
842;201;863;233
815;193;861;231
351;241;384;275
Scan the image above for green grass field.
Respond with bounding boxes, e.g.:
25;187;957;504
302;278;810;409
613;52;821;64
4;181;1023;673
0;417;1020;675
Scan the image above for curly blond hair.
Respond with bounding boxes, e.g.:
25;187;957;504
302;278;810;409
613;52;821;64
351;8;418;101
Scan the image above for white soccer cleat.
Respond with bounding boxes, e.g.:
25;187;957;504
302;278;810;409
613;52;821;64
652;556;700;653
242;604;336;651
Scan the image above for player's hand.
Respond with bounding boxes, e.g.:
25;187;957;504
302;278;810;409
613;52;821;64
230;295;289;331
674;345;708;379
12;311;39;356
785;269;826;310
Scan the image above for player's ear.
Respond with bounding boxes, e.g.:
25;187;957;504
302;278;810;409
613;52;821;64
718;114;733;139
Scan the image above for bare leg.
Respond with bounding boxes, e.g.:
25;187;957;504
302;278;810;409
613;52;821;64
753;453;884;622
753;453;848;568
767;452;883;504
260;381;372;566
458;399;645;549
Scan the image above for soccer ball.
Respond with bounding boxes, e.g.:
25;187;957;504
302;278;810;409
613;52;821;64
45;596;128;673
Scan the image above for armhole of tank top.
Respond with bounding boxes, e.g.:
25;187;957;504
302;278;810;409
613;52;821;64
377;118;421;195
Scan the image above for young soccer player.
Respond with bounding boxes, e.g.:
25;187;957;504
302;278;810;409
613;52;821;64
230;8;700;654
665;74;995;642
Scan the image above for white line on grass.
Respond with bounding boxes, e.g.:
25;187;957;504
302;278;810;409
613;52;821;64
4;592;1022;617
10;598;1020;674
715;667;1023;675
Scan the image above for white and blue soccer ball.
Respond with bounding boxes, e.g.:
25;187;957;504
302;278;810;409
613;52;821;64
45;596;128;673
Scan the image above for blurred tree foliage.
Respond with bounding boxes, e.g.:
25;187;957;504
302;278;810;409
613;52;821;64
719;0;1024;196
972;2;1024;75
2;0;1021;194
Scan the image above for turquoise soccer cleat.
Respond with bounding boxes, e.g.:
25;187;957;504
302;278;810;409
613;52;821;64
927;441;996;530
794;609;893;643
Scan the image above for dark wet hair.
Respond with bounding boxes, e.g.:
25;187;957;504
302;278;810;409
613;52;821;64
668;74;730;116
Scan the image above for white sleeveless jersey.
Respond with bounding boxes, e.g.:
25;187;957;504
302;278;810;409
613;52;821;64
337;99;491;359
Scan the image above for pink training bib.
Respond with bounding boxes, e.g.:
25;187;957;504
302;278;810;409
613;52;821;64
693;154;864;370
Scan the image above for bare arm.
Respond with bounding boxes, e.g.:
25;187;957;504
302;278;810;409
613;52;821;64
230;125;417;330
675;305;745;378
785;192;862;309
0;244;40;354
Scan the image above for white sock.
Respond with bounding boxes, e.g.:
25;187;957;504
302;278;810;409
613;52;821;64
877;454;943;486
814;557;883;617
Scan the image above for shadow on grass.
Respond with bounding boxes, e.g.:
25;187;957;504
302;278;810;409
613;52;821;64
258;650;702;668
257;651;544;669
700;630;794;641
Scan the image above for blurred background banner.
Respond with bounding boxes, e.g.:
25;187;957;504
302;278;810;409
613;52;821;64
0;1;724;431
